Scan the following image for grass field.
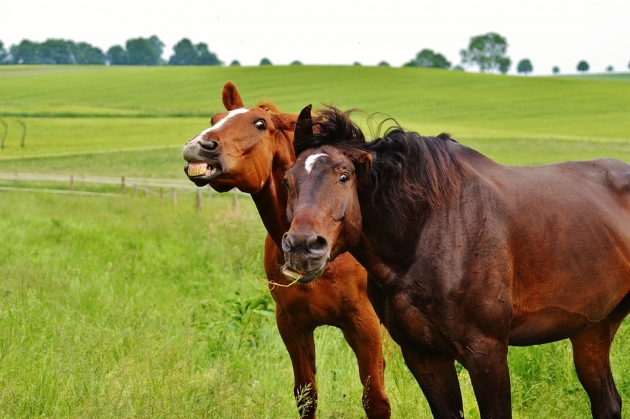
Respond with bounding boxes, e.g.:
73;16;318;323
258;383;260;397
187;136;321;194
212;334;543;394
1;65;630;418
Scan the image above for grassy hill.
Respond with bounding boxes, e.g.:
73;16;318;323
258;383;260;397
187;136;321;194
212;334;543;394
1;66;629;165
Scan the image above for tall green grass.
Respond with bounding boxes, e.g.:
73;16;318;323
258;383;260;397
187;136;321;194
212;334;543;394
3;191;627;418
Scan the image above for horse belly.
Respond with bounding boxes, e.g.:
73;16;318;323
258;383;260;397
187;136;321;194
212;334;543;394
510;259;630;346
508;179;630;344
508;307;596;345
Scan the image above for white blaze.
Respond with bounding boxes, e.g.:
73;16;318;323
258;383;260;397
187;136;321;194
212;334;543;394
197;108;249;140
305;153;328;173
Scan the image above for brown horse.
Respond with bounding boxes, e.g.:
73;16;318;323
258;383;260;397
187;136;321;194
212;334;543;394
182;84;390;418
282;105;630;419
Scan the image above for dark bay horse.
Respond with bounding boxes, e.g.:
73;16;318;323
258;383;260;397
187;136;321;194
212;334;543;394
182;84;390;418
282;105;630;419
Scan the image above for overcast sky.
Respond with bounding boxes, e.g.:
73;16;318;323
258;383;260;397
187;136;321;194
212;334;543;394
2;0;629;75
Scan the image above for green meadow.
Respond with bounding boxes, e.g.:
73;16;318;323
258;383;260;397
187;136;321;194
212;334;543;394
1;65;630;418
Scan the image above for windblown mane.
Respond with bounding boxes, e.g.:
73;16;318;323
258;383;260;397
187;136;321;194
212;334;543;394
294;106;464;216
259;102;297;134
258;102;281;114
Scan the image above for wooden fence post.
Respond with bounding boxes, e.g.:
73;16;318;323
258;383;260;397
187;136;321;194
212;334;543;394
172;188;177;206
207;184;212;199
17;120;26;148
232;189;238;210
121;176;126;195
0;119;7;149
144;186;148;198
160;188;164;205
70;174;74;194
197;189;203;211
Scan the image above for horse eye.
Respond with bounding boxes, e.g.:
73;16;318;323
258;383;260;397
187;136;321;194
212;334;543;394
283;178;290;190
339;173;350;184
254;119;266;131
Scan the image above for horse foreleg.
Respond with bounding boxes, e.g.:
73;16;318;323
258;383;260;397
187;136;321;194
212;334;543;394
341;309;391;419
276;308;318;419
570;319;622;419
400;347;463;418
460;338;511;419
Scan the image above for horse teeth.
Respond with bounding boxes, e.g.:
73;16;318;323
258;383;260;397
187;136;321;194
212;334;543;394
188;162;209;176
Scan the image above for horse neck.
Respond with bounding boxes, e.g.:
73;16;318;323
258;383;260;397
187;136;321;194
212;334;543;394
353;199;431;283
249;128;295;249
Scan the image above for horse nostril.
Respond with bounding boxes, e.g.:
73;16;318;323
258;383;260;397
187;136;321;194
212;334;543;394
306;235;329;255
200;140;219;151
281;233;294;253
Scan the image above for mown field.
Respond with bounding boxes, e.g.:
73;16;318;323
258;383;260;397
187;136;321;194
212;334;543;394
1;65;630;418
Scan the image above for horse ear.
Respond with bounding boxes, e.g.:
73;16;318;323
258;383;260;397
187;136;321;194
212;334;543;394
222;81;245;110
294;104;313;142
272;113;297;132
354;151;373;183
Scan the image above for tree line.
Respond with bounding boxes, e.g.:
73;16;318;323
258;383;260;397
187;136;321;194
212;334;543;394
403;32;627;75
0;36;221;66
1;33;627;74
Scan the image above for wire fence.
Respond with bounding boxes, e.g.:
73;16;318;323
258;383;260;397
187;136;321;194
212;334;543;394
0;172;246;210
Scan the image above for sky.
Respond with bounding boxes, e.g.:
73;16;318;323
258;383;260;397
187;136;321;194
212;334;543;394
1;0;629;75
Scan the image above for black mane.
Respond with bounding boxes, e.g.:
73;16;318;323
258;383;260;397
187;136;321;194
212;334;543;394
294;106;464;215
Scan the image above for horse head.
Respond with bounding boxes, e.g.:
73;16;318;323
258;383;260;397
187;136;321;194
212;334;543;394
282;105;371;283
182;81;296;193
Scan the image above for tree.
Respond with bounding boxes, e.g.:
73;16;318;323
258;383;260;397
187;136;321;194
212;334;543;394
577;60;589;73
230;59;241;67
75;42;105;64
378;61;390;67
0;41;6;64
517;59;533;75
552;66;560;75
498;57;511;74
126;36;164;65
38;39;77;64
404;48;451;69
169;39;221;65
168;38;196;65
9;40;39;64
260;57;272;66
606;65;614;73
290;60;303;66
148;36;164;62
106;45;129;65
194;42;221;65
460;32;510;73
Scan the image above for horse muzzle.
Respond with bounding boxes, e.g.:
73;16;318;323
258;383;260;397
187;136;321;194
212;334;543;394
281;232;331;283
183;139;224;185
